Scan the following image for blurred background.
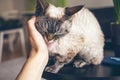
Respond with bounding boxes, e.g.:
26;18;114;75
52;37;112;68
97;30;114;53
0;0;115;80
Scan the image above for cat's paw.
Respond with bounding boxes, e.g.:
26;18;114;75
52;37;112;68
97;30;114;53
45;66;58;73
73;60;88;68
91;57;103;65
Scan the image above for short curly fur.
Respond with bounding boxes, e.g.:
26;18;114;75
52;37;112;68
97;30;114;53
35;0;104;73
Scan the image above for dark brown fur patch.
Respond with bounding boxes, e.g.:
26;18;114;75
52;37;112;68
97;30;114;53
67;49;76;60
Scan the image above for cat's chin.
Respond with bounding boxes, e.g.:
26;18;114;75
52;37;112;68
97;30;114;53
48;39;54;43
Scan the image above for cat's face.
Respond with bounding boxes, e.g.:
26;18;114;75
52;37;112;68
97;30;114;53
35;16;72;41
35;0;83;42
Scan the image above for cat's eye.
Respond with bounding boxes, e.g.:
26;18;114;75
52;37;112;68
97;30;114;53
55;21;62;30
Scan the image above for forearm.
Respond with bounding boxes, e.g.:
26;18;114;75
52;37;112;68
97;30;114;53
17;51;48;80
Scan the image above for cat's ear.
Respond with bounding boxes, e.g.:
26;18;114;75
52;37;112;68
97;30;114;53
35;0;49;16
65;5;84;16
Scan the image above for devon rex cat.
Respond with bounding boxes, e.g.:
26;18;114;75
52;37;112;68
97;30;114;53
35;0;104;73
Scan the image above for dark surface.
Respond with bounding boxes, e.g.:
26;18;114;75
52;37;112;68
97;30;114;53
43;50;120;80
43;65;120;80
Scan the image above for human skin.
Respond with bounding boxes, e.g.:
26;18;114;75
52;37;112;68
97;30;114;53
17;16;49;80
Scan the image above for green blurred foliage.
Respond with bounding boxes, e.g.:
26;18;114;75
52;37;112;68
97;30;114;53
47;0;66;7
25;0;66;10
113;0;120;24
25;0;36;10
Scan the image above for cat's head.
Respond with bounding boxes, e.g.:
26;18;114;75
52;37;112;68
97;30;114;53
35;0;83;42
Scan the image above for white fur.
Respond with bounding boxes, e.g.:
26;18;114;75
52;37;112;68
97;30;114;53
46;4;65;19
47;6;104;64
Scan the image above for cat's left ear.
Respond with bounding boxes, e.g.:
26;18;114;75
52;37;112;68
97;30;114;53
35;0;49;16
65;5;84;16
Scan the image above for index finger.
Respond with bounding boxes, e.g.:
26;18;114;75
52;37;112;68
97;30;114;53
27;16;38;34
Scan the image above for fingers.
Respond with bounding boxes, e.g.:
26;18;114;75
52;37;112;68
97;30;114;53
27;16;38;35
27;16;48;53
27;16;43;42
27;16;43;40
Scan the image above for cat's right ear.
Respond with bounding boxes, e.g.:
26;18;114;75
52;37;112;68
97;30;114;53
65;5;84;17
35;0;49;16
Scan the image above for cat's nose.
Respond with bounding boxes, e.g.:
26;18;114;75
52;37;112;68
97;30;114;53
47;34;54;41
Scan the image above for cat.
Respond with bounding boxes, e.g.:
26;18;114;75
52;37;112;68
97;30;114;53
35;0;104;73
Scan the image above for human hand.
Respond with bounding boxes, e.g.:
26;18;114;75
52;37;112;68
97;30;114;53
27;16;48;58
17;16;49;80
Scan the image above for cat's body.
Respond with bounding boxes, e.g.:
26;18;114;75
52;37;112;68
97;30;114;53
35;0;104;73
